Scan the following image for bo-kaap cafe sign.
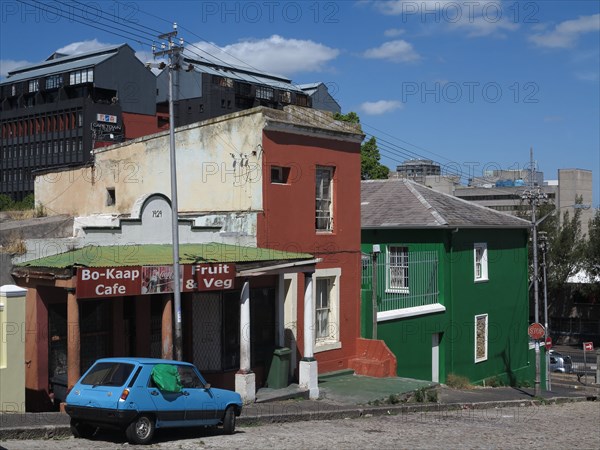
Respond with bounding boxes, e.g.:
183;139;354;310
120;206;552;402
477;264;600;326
76;263;236;298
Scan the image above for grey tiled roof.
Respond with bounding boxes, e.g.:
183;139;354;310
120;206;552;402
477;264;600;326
361;179;531;229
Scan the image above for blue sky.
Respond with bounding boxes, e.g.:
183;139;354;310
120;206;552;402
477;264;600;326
1;1;599;204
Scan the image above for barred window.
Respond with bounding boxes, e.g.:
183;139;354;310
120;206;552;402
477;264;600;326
387;246;409;293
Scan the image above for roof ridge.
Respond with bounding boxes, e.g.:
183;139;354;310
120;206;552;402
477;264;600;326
410;180;531;225
404;179;447;226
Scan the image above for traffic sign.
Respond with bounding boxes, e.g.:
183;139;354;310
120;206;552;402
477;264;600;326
545;337;552;350
583;342;594;351
528;323;545;340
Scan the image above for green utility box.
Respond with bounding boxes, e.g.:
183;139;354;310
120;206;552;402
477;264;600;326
266;347;291;389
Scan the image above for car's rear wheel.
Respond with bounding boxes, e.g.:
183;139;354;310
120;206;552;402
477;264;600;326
70;418;95;439
222;406;236;435
125;414;155;445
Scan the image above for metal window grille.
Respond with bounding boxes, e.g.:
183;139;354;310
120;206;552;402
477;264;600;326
388;246;409;291
369;250;439;312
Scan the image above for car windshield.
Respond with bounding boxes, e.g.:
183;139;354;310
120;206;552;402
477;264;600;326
81;362;135;387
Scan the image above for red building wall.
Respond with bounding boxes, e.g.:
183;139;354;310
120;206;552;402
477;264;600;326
257;130;362;373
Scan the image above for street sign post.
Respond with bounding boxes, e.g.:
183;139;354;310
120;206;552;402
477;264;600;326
583;342;594;384
528;323;545;340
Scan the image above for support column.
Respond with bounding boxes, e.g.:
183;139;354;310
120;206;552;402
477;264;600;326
235;280;255;403
162;295;173;360
66;289;80;391
277;274;285;347
299;272;319;399
24;286;50;411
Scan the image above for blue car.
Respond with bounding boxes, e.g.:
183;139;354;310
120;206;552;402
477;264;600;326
65;357;243;444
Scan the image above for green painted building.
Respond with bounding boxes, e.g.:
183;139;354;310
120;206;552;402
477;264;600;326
361;179;537;386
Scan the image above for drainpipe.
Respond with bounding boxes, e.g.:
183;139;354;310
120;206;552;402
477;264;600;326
371;245;380;340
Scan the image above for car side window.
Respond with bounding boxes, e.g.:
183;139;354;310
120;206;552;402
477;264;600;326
177;366;203;389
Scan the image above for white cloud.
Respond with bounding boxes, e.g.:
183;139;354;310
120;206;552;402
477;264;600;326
529;14;600;49
185;35;339;77
363;40;420;63
0;59;34;78
450;16;518;38
55;39;114;55
360;100;403;115
384;28;405;37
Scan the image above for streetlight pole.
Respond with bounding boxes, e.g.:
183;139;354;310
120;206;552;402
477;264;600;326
539;232;550;391
154;24;184;361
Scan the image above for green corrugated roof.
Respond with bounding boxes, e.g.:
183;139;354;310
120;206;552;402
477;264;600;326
17;243;313;269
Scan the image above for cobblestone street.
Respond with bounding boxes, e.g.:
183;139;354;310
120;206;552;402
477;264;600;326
1;401;598;450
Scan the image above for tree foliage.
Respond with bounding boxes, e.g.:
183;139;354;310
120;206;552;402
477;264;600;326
334;111;389;180
361;136;389;180
584;208;600;280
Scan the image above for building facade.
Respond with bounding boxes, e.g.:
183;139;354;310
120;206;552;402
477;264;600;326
156;56;318;128
0;44;159;202
12;106;393;411
361;179;535;385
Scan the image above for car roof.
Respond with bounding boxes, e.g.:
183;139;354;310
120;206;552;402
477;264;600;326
93;357;195;366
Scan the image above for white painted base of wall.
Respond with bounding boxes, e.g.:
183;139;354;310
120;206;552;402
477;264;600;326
299;360;319;400
235;372;256;404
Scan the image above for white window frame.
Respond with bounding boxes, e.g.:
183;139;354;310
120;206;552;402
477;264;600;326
474;243;488;282
474;313;488;363
386;246;409;294
315;166;334;232
313;267;341;353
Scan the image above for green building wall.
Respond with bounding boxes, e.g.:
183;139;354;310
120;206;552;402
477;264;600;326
361;227;534;386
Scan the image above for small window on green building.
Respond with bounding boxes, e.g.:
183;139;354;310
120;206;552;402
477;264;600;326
475;314;488;363
474;243;488;282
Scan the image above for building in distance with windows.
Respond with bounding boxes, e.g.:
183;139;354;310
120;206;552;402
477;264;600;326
156;55;338;128
0;44;160;202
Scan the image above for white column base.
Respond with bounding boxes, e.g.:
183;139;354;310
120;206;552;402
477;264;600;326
235;372;256;404
299;360;319;400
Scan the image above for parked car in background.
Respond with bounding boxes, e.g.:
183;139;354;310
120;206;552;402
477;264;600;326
548;350;573;373
65;357;242;444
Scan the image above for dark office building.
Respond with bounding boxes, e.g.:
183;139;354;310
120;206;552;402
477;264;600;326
156;56;316;128
1;44;158;202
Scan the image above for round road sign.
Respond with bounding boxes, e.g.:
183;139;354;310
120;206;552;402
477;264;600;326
545;336;552;349
528;323;545;340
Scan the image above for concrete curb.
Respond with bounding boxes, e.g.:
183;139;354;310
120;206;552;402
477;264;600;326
0;395;593;441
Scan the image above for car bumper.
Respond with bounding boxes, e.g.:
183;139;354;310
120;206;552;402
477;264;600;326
65;405;138;429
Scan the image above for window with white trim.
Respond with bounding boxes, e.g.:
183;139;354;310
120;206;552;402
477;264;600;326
313;268;341;352
315;166;334;232
474;243;488;282
387;246;409;293
475;314;488;363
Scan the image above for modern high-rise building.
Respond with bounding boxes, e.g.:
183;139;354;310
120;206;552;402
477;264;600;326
1;44;159;202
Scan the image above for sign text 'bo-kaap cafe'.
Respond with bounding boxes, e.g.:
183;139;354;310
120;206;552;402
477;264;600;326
77;263;236;298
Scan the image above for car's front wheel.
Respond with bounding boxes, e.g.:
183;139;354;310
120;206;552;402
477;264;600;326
125;414;155;445
70;418;95;439
222;406;236;435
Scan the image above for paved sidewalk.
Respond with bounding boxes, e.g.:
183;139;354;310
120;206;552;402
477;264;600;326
1;374;597;441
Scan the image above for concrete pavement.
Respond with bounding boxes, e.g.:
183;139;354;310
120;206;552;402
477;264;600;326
1;371;597;441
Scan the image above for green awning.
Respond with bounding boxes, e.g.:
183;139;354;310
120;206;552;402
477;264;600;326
16;242;313;269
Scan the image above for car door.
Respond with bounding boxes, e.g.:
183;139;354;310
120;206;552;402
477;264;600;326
177;365;220;426
147;364;187;427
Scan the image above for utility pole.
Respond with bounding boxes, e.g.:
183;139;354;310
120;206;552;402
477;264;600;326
521;147;547;396
153;24;184;361
539;231;550;391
